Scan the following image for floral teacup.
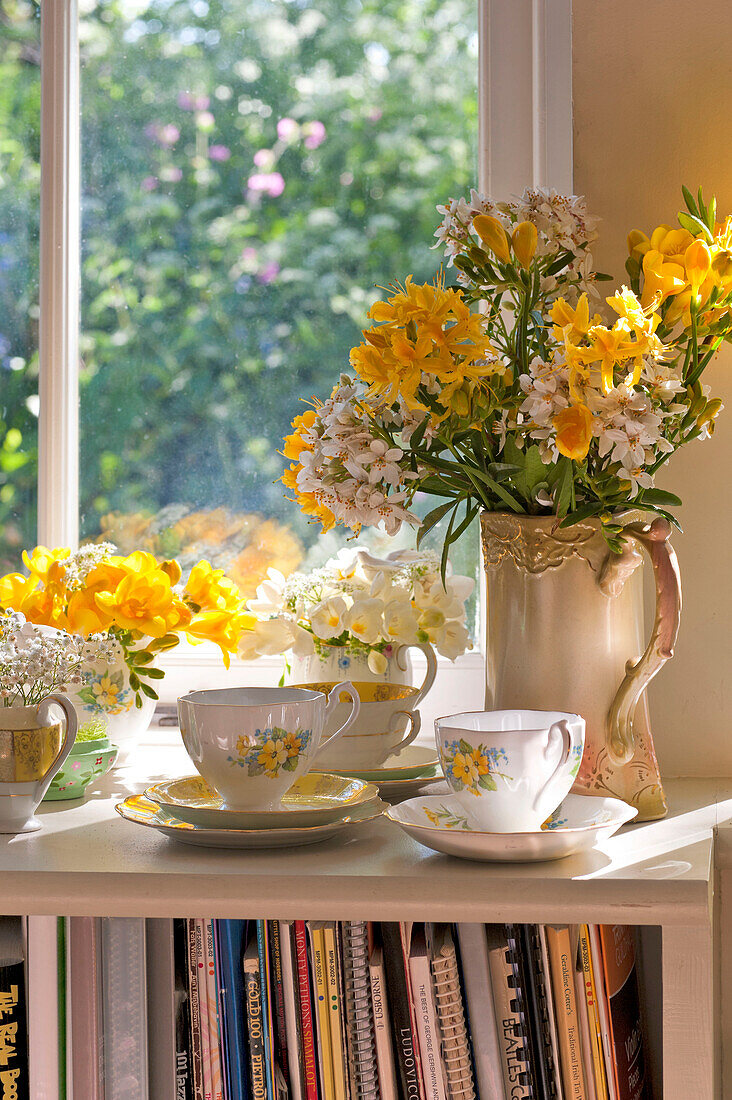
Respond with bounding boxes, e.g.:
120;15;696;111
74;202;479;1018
435;709;585;832
178;685;360;810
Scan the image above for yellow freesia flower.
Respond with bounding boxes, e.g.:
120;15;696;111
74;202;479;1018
640;250;688;309
550;294;599;343
185;560;243;613
472;214;511;262
511;221;538;268
94;568;189;638
685;239;712;294
185;609;256;668
22;545;70;586
553;404;594;461
66;586;115;634
282;409;317;461
0;571;38;610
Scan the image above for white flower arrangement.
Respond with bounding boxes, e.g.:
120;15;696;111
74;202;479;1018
0;611;119;707
239;548;474;671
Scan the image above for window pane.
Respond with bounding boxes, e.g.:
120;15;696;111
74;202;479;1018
79;0;478;609
0;2;40;571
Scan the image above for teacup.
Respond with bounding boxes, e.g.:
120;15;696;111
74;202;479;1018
178;685;360;810
291;682;421;770
0;695;78;833
435;709;585;832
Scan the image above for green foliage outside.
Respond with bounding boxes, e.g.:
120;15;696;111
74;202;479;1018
0;0;477;578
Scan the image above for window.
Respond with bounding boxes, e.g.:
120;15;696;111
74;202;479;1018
0;0;572;713
77;0;479;604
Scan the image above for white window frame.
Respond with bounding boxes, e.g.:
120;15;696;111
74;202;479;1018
36;0;573;724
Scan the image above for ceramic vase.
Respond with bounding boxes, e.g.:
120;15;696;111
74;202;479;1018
285;641;437;701
65;646;156;767
44;734;119;801
0;695;78;831
480;512;682;820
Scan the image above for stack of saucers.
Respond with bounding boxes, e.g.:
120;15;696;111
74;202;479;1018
116;772;387;851
328;745;445;802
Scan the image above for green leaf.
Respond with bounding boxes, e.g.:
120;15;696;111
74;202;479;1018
559;502;604;527
639;488;683;507
682;184;696;215
678;211;713;243
478;773;497;791
141;666;165;679
593;271;614;281
416;500;456;548
553;458;573;518
140;682;158;699
458;739;473;755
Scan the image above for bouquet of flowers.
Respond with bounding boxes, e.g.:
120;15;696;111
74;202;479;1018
239;548;474;672
282;186;727;562
0;610;117;707
0;544;255;704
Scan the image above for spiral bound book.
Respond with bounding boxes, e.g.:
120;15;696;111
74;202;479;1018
341;921;379;1100
429;926;475;1100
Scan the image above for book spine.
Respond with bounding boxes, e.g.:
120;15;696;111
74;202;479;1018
57;918;66;1100
28;915;59;1100
204;921;224;1100
294;922;319;1100
279;922;305;1100
381;922;421;1100
174;919;194;1100
0;938;29;1100
187;919;205;1100
573;949;597;1100
323;924;348;1099
257;922;275;1100
597;926;647;1100
408;947;446;1100
578;927;608;1100
342;921;379;1100
194;920;213;1100
486;926;530;1100
369;944;398;1100
546;926;587;1100
587;927;618;1100
244;953;267;1100
430;949;475;1100
269;921;290;1091
310;925;336;1100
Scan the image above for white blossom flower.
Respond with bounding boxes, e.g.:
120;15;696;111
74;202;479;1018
345;599;384;645
309;597;348;640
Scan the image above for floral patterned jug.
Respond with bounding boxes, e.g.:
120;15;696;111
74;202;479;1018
480;512;682;820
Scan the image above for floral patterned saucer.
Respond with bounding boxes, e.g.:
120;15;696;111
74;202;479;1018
145;772;380;829
116;793;387;849
386;793;638;862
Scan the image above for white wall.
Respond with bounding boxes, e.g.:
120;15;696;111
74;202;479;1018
573;0;732;776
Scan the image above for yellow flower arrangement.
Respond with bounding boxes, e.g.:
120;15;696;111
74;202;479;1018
0;542;255;702
283;185;728;559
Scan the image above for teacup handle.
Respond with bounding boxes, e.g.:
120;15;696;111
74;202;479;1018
386;709;421;756
319;681;361;752
34;693;78;801
531;718;576;822
394;643;437;706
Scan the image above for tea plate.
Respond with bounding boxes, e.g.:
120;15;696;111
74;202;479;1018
116;794;387;849
145;772;380;829
386;793;638;862
328;745;440;783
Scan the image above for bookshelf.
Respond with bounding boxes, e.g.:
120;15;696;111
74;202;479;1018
3;726;727;1099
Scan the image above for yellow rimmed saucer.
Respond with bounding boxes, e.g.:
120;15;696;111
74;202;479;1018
116;793;387;849
327;745;441;783
145;772;380;830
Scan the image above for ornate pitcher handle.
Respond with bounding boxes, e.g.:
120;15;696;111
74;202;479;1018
605;517;682;766
393;643;437;707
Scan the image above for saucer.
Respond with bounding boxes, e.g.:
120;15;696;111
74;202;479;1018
146;772;380;830
328;745;440;783
376;770;445;802
386;793;638;862
116;794;387;849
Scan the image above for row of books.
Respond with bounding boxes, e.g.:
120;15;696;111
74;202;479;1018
1;916;650;1100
